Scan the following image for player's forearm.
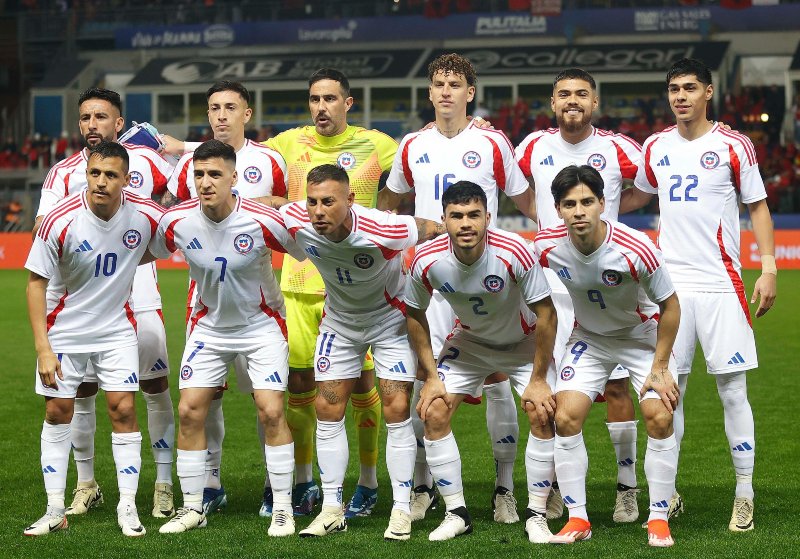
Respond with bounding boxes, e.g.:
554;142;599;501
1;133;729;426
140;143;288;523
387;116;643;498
26;275;53;355
406;306;438;381
511;188;537;221
31;216;44;239
530;297;557;382
619;187;653;214
749;199;776;275
253;195;290;209
653;293;680;371
414;218;446;243
377;188;403;212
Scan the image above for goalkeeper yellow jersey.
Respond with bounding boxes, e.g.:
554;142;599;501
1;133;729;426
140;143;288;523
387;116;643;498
264;124;398;295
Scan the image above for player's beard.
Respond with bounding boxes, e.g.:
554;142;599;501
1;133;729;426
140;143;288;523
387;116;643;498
556;110;592;135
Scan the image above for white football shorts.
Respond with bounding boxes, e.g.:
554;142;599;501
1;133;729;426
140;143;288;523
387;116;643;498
36;343;140;398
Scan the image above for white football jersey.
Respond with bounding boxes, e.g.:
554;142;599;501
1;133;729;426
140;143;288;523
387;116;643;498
150;196;303;333
37;143;174;313
168;139;287;202
26;191;163;352
515;127;642;230
406;228;551;346
534;220;674;336
386;121;529;224
281;202;418;320
634;124;766;292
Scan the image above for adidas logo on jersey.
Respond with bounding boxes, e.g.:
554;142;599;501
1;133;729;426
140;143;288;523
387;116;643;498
119;466;139;475
656;155;671;167
150;359;168;372
152;438;170;449
438;282;456;293
732;441;753;452
539;155;554;166
496;435;516;444
388;362;409;375
557;267;572;281
265;371;283;384
728;352;745;365
186;238;203;250
306;245;320;258
123;372;138;384
74;240;93;253
415;153;431;164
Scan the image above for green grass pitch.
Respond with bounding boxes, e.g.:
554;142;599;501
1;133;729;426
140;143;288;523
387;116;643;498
0;269;796;558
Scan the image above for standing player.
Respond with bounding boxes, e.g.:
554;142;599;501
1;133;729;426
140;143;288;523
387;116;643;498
34;88;177;519
167;80;287;515
152;140;305;536
515;68;645;522
278;164;442;540
379;53;536;524
406;182;558;542
535;165;681;547
25;142;163;536
628;58;777;532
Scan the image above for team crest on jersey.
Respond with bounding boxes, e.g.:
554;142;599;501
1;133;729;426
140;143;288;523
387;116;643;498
244;166;262;183
587;153;607;171
560;366;575;381
180;365;193;380
337;152;356;170
127;171;144;189
234;234;254;254
316;356;331;373
123;229;142;249
700;151;720;169
601;270;622;287
462;151;481;168
354;253;374;269
483;274;505;293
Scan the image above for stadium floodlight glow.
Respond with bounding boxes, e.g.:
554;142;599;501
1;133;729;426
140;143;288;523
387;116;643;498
760;113;769;123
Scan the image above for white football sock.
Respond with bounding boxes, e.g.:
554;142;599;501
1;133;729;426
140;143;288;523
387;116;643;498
177;449;206;512
143;390;174;485
425;432;465;510
386;418;415;513
204;398;224;490
554;432;588;521
525;435;555;513
485;380;518;491
41;421;71;511
645;435;678;521
716;372;755;499
607;420;638;488
71;395;96;483
112;431;142;505
411;379;433;488
316;419;348;508
265;442;293;512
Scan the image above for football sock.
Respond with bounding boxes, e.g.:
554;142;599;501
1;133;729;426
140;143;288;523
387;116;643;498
351;387;381;490
72;394;97;483
287;389;317;484
485;380;518;491
525;435;555;513
411;380;434;488
316;419;348;508
143;390;175;485
645;435;678;522
607;420;638;488
41;421;70;511
716;372;755;499
386;418;415;514
204;398;224;490
425;432;465;510
554;432;588;521
112;431;142;504
673;373;689;449
177;449;206;512
265;442;294;512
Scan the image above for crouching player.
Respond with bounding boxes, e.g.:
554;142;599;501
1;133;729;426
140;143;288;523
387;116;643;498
406;181;558;542
534;165;681;547
25;141;164;536
151;140;306;536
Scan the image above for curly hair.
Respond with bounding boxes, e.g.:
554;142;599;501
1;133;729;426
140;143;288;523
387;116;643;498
427;53;477;86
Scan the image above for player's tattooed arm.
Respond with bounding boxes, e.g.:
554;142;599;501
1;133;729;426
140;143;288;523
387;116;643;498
252;195;290;209
642;292;681;411
158;190;178;208
377;188;406;213
27;272;61;389
414;217;445;243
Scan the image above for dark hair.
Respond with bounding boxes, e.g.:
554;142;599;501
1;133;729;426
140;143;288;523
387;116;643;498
206;80;251;105
666;58;712;87
441;181;487;211
428;53;477;87
307;163;350;187
193;139;236;166
552;68;596;91
551;165;605;205
79;87;123;114
88;141;129;172
308;69;351;97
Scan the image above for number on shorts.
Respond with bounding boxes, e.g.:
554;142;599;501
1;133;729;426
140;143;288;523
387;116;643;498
570;341;588;364
469;296;488;315
437;346;460;371
587;289;606;309
187;341;205;362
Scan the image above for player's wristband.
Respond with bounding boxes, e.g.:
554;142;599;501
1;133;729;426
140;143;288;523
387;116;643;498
761;255;777;275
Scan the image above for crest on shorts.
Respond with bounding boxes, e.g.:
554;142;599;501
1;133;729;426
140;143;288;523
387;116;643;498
337;152;356;170
560;366;575;381
244;166;262;183
316;356;331;373
180;365;193;380
587;153;607;171
462;151;481;168
700;151;720;169
354;252;374;269
438;371;446;381
127;171;144;189
234;233;254;254
601;269;622;287
123;229;142;249
483;274;505;293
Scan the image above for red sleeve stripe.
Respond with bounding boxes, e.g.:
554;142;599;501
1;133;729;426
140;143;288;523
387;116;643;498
400;135;418;189
610;231;658;274
56;221;71;258
538;245;555;268
534;226;568;242
164;217;183;253
136;212;159;237
175;158;193;201
43;152;83;191
358;214;411;232
410;239;449;275
487;137;507;191
128;193;165;212
612;132;642;152
717;128;755;165
612;140;639;180
257;219;288;254
39;197;82;240
487;238;532;271
286;204;311;223
517;134;542;177
241;199;283;220
488;230;535;267
480;127;515;152
146;157;169;196
357;223;409;240
620;251;639;282
728;144;741;194
495;254;516;282
269;154;287;197
643;137;660;189
164;199;200;217
420;261;436;295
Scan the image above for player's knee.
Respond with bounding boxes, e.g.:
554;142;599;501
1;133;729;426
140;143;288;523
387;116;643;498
643;407;673;438
45;399;73;424
258;402;285;430
107;395;136;425
554;408;583;437
423;398;451;431
315;398;347;422
177;399;207;429
716;374;748;410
